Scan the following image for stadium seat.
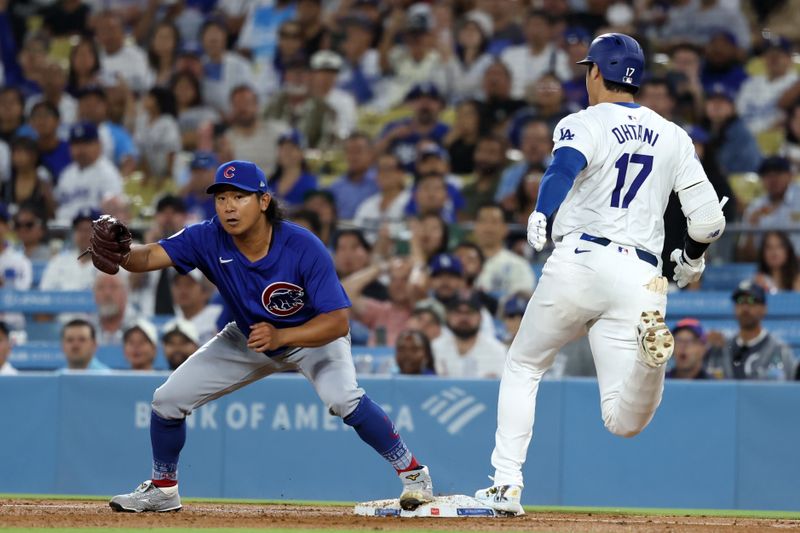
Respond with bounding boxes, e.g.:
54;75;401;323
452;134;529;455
700;263;757;291
667;290;800;320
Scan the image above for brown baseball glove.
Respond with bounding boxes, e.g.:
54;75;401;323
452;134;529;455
80;215;133;275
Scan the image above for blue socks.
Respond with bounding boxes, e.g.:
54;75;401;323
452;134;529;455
343;395;419;472
150;411;185;486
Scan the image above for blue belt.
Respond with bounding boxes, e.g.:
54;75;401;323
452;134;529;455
579;233;658;267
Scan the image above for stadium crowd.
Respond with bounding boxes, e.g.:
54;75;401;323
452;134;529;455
0;0;799;381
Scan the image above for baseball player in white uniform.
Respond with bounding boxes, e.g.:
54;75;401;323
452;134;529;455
474;33;727;515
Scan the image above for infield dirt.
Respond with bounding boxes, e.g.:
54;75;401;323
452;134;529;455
2;499;800;532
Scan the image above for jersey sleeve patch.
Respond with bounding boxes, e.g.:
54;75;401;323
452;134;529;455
552;113;596;167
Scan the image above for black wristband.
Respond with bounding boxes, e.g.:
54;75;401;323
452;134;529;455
683;234;709;260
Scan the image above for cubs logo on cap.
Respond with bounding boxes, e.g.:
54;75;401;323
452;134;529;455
262;282;305;317
207;160;269;194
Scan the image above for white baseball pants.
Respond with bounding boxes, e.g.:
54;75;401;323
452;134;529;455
491;233;668;487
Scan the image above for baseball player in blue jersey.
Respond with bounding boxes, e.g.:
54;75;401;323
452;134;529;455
474;34;727;514
89;160;433;512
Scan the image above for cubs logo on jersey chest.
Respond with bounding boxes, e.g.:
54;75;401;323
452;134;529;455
262;282;305;316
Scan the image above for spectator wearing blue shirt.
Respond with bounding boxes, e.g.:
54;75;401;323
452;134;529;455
328;132;378;220
495;119;552;204
337;15;382;105
76;86;138;175
701;31;749;96
375;83;449;172
182;151;217;221
704;84;762;174
30;101;72;184
268;130;319;209
61;319;110;371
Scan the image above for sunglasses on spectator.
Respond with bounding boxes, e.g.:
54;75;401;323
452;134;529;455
735;295;762;305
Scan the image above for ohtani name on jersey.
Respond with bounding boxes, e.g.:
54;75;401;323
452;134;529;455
611;124;659;147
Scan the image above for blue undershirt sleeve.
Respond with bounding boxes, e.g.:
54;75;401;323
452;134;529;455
534;146;587;217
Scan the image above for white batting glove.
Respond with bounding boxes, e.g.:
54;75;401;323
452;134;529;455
670;248;705;288
527;211;547;252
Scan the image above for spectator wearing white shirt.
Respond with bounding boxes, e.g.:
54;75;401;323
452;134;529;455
95;10;149;93
432;290;506;378
473;203;536;298
134;87;181;178
25;61;78;129
0;321;17;375
200;18;255;114
55;122;123;226
500;10;571;100
310;50;357;140
93;271;137;346
353;152;410;239
171;270;222;345
40;208;99;292
443;10;495;101
0;204;33;332
737;36;799;135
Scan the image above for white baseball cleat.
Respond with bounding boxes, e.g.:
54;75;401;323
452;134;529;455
474;483;524;516
109;480;182;512
637;310;674;368
398;465;434;511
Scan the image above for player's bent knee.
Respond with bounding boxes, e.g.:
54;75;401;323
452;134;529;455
602;413;646;438
151;384;188;420
324;388;363;418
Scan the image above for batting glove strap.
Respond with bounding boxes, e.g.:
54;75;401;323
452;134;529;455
670;248;705;288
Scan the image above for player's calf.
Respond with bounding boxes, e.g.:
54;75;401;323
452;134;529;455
637;310;673;368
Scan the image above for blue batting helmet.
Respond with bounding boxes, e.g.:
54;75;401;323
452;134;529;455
577;33;644;88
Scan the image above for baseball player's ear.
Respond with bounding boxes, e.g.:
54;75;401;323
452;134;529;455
260;193;271;212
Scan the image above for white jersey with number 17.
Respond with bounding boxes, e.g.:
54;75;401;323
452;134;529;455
550;102;706;256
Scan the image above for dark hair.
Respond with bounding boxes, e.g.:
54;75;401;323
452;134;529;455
477;133;508;151
62;318;96;341
229;84;256;101
526;9;553;23
15;201;47;225
454;241;485;265
156;194;186;214
476;201;513;223
148;87;177;117
147;21;180;70
68;38;100;88
0;320;9;338
170;71;203;108
291;208;322;235
418;212;449;256
486;59;512;80
416;171;446;185
377;150;402;169
10;136;41;167
758;230;799;290
640;77;675;100
31;100;60;120
265;194;285;224
333;228;372;253
786;103;800;144
456;20;488;61
346;130;372;145
395;329;435;374
200;17;228;39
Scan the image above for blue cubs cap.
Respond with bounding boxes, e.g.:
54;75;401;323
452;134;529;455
429;253;463;277
191;151;218;170
69;121;99;143
405;82;443;102
577;32;645;88
503;294;529;317
207;160;269;194
278;129;306;149
672;318;705;340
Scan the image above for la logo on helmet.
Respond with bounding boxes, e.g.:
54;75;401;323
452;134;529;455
223;166;236;179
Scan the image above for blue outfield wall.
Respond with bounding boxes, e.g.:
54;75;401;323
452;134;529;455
0;374;798;511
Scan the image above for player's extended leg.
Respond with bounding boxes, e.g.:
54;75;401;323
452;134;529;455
289;335;433;510
588;277;672;438
109;323;287;512
476;255;595;514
